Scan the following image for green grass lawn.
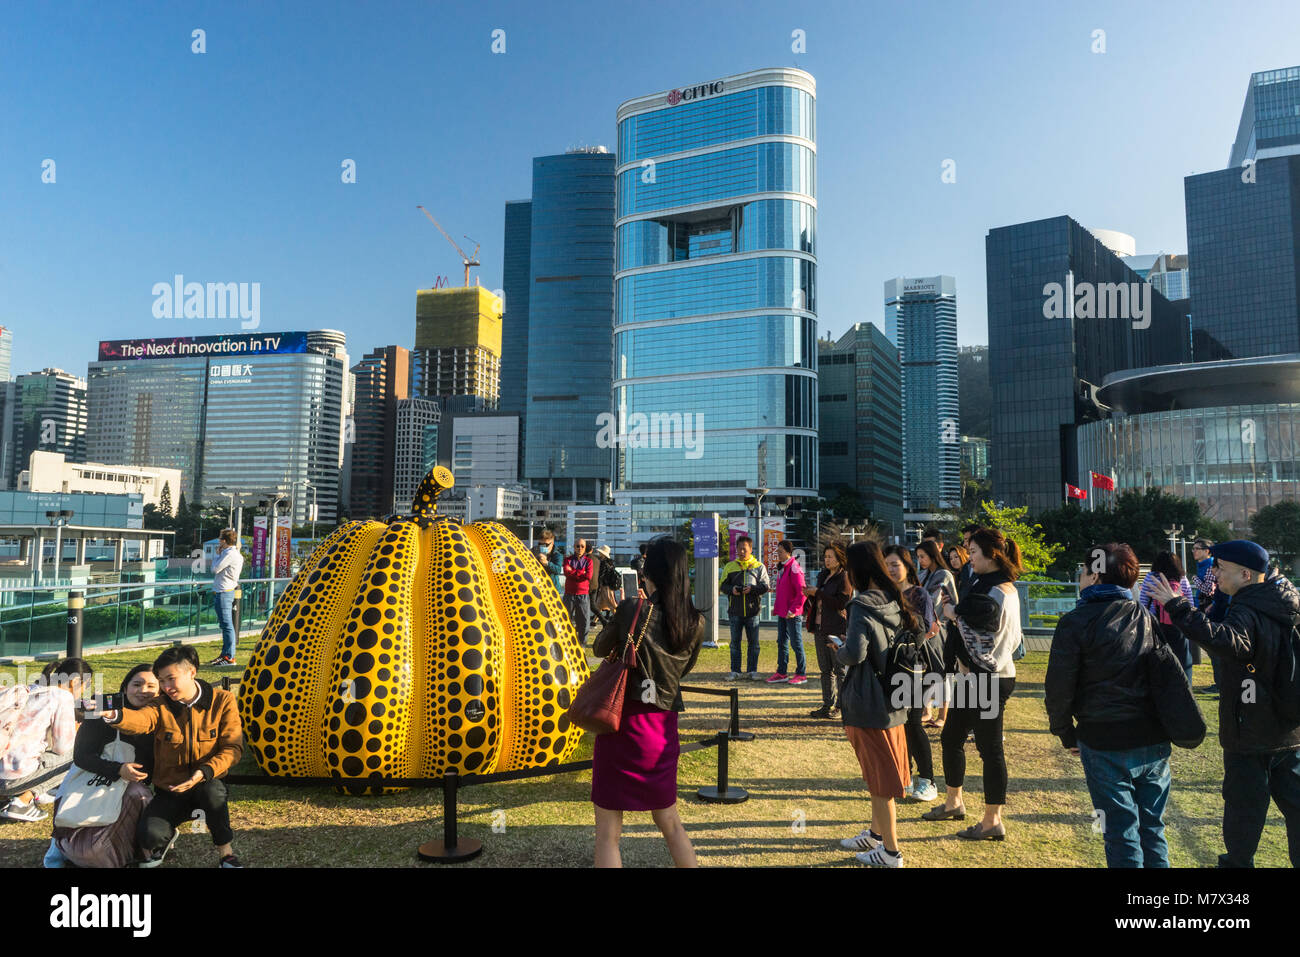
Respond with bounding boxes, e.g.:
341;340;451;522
0;636;1291;868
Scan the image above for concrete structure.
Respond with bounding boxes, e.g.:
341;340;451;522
414;286;503;406
447;414;519;487
9;368;87;490
391;397;440;513
18;450;182;510
348;345;413;519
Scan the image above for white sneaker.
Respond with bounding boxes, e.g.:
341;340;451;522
856;845;904;867
34;791;57;806
747;671;763;681
724;672;741;681
1;799;46;822
839;827;880;851
138;829;179;868
702;641;719;649
912;778;939;802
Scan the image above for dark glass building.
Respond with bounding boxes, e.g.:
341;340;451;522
986;216;1190;513
498;200;532;420
817;323;903;536
521;149;617;502
1185;156;1300;361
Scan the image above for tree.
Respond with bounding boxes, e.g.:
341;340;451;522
1037;489;1232;577
968;501;1061;578
1251;501;1300;566
158;481;173;518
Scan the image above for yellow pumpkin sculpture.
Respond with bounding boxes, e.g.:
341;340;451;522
237;466;590;793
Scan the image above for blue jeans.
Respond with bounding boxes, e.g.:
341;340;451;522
1078;741;1171;868
728;615;759;674
213;590;237;658
776;617;806;676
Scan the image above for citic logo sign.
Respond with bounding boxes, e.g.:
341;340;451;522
666;80;724;106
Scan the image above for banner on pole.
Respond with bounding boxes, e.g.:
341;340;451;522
252;517;268;577
275;516;292;577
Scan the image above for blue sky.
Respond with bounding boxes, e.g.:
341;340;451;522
2;0;1295;377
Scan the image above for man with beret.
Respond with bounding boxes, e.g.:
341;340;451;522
1150;540;1300;867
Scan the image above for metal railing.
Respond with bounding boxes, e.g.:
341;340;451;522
0;577;294;659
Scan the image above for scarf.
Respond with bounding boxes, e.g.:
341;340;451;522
1076;583;1133;607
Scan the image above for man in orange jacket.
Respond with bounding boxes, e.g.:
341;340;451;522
96;645;244;868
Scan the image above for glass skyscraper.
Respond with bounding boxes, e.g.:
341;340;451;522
498;199;532;422
614;68;818;529
1186;66;1300;361
986;216;1189;512
520;149;616;503
885;276;959;510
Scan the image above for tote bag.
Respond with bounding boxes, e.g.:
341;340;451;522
53;733;134;828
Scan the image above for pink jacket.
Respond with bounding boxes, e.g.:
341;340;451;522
773;558;807;618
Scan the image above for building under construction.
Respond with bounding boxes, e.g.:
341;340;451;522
413;286;503;407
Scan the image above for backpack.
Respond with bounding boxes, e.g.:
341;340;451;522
0;684;31;757
1272;613;1300;726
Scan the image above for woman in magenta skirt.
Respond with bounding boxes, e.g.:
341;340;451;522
589;537;705;867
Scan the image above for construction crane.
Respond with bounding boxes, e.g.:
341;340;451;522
416;205;481;287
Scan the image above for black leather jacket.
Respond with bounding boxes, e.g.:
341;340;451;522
592;594;704;712
1165;574;1300;753
1045;595;1167;750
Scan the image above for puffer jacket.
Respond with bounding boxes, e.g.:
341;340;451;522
1045;589;1168;750
1164;574;1300;753
591;593;705;713
835;591;908;730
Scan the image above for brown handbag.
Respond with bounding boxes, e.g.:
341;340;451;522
568;598;653;735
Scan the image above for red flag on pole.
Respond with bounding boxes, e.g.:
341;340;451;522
1066;483;1087;500
1090;471;1115;491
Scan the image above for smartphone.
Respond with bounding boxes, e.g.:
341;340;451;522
78;692;122;714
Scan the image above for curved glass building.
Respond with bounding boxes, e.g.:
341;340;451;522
613;68;818;529
1079;354;1300;532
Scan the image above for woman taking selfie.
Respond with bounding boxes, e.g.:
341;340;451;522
835;541;915;868
590;537;705;867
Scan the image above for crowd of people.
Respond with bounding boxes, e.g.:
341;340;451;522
4;521;1296;871
588;524;1300;870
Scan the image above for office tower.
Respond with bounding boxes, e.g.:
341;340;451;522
498;200;533;420
816;325;904;537
413;286;503;405
613;68;818;531
884;276;960;510
348;346;412;519
447;414;520;487
1127;253;1191;301
391;396;440;513
960;436;989;483
520;148;617;503
1229;66;1300;167
986;217;1189;512
0;326;13;383
10;368;88;488
89;331;345;522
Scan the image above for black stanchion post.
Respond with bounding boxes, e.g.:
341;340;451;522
728;687;755;742
697;731;748;804
221;676;231;691
66;591;84;659
417;769;483;862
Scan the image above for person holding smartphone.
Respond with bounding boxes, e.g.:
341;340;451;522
834;541;916;868
92;645;245;868
805;542;852;718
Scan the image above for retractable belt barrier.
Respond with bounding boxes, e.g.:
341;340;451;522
216;676;752;863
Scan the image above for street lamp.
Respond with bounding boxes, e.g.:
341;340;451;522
295;479;317;541
1162;524;1183;558
46;508;74;583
